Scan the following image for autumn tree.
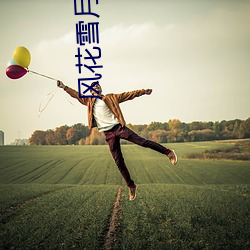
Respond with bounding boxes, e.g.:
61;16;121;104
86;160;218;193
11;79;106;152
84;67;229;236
29;118;250;145
150;129;167;143
66;123;90;144
86;128;106;145
54;125;68;145
29;130;46;145
45;129;57;145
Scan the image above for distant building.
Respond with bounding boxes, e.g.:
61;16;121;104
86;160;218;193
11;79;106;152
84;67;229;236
0;131;4;145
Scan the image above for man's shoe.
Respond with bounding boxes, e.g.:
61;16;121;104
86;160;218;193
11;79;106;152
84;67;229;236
168;150;178;165
129;186;137;201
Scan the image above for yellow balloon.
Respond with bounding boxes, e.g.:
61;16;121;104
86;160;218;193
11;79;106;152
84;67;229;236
13;46;31;68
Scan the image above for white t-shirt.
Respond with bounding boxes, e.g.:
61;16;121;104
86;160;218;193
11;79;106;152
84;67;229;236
93;98;119;132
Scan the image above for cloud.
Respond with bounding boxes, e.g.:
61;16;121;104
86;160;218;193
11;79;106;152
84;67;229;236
30;22;176;68
29;11;250;92
101;23;154;45
29;23;168;84
32;31;75;65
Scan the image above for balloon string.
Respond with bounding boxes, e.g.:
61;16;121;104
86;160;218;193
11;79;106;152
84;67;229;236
67;99;75;106
28;69;58;81
38;88;58;118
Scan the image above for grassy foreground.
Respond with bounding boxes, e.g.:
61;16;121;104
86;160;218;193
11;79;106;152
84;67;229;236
0;184;118;249
121;184;249;250
0;141;249;249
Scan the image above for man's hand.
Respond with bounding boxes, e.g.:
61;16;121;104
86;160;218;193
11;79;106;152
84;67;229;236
57;80;65;89
145;89;152;95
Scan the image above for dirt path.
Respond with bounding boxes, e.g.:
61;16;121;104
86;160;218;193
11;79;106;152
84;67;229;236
103;186;123;250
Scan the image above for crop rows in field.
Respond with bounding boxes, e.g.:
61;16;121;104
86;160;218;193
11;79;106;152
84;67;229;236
0;141;249;249
1;183;249;249
120;184;250;249
0;184;119;249
0;145;122;185
0;143;250;186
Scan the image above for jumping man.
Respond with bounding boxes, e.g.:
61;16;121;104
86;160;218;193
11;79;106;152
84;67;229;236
57;81;177;201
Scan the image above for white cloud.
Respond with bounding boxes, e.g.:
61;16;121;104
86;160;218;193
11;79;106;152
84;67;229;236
101;23;154;45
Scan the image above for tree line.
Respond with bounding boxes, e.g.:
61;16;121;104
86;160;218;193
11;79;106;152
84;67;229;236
29;118;250;145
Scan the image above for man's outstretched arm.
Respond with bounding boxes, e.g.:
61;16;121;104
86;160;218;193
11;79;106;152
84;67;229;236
57;80;88;106
116;88;153;103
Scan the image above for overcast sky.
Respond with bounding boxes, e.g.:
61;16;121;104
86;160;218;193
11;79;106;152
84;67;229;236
0;0;249;144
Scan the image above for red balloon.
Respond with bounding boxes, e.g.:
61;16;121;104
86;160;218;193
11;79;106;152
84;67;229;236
6;65;27;79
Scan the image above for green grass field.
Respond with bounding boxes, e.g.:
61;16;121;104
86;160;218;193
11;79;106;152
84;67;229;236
0;141;249;249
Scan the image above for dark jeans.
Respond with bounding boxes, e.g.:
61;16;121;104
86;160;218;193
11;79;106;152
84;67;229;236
104;124;171;187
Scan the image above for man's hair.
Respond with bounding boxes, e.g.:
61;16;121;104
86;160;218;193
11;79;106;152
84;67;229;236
91;81;99;86
90;81;101;94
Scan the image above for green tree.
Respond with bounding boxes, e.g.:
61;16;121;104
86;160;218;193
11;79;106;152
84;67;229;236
189;121;204;131
147;122;167;131
233;119;243;138
239;118;250;138
213;121;221;139
188;129;216;141
167;119;184;142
